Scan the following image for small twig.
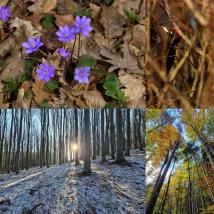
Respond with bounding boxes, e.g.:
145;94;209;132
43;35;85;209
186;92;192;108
38;49;47;57
147;56;167;82
183;0;208;26
167;84;192;109
169;35;197;82
164;0;205;56
196;41;208;107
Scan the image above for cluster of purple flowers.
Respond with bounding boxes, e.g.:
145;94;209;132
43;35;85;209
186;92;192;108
55;16;93;84
21;16;93;84
55;16;93;42
0;6;11;22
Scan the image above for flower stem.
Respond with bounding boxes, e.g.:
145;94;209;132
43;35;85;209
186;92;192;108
38;49;47;57
71;35;77;61
77;33;81;63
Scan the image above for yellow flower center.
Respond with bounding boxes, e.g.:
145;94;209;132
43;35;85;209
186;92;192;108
64;33;69;38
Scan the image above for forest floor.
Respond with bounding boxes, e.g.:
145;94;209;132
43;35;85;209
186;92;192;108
0;0;145;108
0;151;145;214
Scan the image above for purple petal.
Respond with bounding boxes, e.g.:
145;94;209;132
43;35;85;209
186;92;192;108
29;37;35;45
84;66;90;72
75;16;81;24
22;42;31;49
26;49;33;54
56;31;63;37
38;75;44;80
44;76;50;82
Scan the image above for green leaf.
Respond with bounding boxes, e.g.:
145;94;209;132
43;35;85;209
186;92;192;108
75;9;91;18
124;9;140;24
103;75;120;90
40;100;49;108
46;81;58;91
104;0;114;6
2;78;19;94
103;75;120;99
117;90;126;101
24;59;36;75
0;60;5;68
42;13;55;29
103;74;128;103
104;103;116;108
78;55;96;68
105;90;117;99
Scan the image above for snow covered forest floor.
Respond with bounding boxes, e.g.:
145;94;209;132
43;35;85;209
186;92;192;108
0;151;145;214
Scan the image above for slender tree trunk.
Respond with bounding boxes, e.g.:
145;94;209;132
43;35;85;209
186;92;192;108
92;110;97;160
187;159;193;214
7;109;14;173
191;124;214;170
194;156;205;210
26;109;31;170
101;110;107;162
198;158;214;203
160;160;176;213
138;109;144;151
15;110;24;174
110;110;115;159
153;151;169;190
46;109;49;168
0;110;7;169
125;109;131;156
115;109;126;163
74;109;80;165
146;140;180;214
82;109;91;175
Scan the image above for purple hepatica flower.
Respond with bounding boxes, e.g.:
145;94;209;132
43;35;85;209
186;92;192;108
0;6;11;22
22;36;43;54
74;66;90;84
74;16;93;37
57;48;71;60
56;25;75;42
36;62;55;83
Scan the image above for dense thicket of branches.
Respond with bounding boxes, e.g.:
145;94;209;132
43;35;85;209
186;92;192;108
146;0;214;108
0;109;145;174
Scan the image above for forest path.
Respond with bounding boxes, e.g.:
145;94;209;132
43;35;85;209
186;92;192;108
0;162;73;214
52;152;145;214
0;152;145;214
0;164;66;189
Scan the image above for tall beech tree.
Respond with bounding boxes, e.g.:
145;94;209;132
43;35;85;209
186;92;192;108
82;109;91;175
115;109;126;163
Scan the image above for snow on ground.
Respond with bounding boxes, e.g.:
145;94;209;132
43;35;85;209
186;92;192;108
0;151;145;214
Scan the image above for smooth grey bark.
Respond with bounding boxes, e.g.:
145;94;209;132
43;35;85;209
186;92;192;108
101;110;107;162
74;109;80;165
